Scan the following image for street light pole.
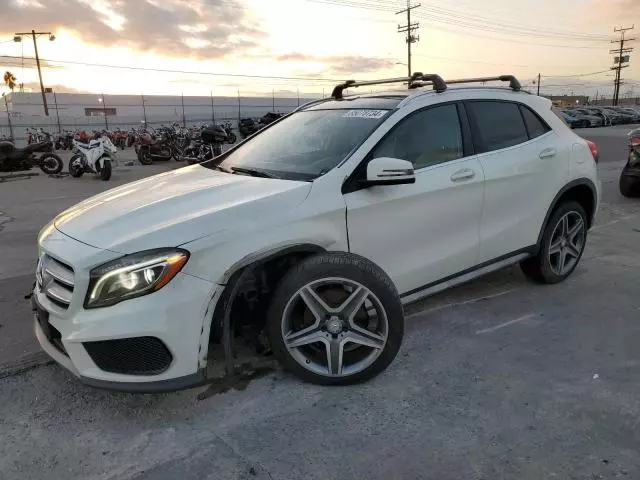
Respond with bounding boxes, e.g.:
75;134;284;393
14;30;55;116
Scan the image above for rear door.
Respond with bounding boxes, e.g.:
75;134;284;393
465;100;569;262
344;103;484;296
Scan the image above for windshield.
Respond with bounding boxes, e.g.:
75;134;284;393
210;109;390;181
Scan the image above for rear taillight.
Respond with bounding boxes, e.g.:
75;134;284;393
586;140;599;164
630;137;640;147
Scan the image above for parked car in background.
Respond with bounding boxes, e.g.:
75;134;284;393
620;127;640;197
615;107;640;123
568;108;604;127
599;107;633;125
561;111;590;129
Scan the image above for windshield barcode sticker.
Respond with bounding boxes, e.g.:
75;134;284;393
342;110;387;119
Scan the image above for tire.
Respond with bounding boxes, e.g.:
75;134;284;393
69;155;85;177
520;201;588;284
39;153;63;175
266;252;404;385
139;147;153;165
100;159;112;181
227;132;237;144
619;168;640;197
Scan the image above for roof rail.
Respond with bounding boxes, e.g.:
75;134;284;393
445;75;522;91
331;72;447;99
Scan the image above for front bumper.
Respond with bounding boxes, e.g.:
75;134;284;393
34;227;217;392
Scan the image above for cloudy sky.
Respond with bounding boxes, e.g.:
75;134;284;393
0;0;638;99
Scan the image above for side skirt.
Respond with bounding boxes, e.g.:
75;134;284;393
400;249;533;305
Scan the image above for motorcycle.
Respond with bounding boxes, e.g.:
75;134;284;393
619;127;640;198
0;139;63;175
136;129;174;165
109;128;127;150
69;134;118;181
220;121;237;144
238;118;261;139
181;124;225;165
53;131;74;150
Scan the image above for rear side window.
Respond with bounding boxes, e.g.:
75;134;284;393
519;105;550;139
466;101;529;153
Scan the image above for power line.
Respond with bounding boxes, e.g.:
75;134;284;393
299;0;611;42
0;55;344;83
417;5;610;41
543;70;612;78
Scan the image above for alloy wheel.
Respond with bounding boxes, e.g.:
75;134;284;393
281;277;389;378
548;211;585;276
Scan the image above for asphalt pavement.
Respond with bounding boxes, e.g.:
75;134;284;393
0;127;639;479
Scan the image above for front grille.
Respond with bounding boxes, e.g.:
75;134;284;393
83;337;173;375
37;254;75;310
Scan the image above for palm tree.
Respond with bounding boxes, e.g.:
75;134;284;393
3;71;17;92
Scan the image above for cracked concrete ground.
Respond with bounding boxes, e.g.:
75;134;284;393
1;128;639;479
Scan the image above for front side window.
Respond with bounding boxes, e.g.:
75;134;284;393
369;104;463;170
467;101;529;153
210;109;390;181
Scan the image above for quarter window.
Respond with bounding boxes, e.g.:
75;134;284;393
520;105;550;139
370;104;463;169
467;101;529;153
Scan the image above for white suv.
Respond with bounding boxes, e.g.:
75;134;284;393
33;74;600;391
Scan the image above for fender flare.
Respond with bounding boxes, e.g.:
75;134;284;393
535;178;597;248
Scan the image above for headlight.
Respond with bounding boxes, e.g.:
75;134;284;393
85;248;189;309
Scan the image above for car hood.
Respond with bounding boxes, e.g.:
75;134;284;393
54;165;311;253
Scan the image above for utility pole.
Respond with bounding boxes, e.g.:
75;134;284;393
396;0;420;77
536;73;541;96
610;25;635;106
14;30;55;116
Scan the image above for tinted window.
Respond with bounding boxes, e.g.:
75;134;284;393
520;105;550;139
370;104;463;169
467;101;529;153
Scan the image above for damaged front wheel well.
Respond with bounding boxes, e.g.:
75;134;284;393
209;246;326;353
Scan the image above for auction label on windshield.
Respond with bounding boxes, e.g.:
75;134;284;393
343;110;387;119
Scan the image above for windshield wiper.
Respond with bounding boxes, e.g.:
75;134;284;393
230;166;279;179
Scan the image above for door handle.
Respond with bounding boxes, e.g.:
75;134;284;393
450;168;475;182
539;148;557;159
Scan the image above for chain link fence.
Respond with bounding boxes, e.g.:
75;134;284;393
1;91;321;145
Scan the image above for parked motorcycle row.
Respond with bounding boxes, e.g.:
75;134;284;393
1;113;285;180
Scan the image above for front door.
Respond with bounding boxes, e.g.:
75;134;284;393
344;103;484;297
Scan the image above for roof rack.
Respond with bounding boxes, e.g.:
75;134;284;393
331;72;447;99
331;73;522;99
445;75;522;91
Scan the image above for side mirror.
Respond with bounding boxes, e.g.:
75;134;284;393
364;157;415;186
